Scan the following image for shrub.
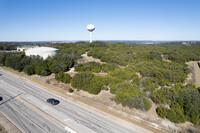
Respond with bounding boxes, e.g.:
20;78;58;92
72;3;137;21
75;62;101;73
23;65;35;75
35;65;51;76
50;62;68;74
166;108;186;123
69;88;74;93
71;72;105;94
156;105;167;118
55;72;71;84
143;98;152;111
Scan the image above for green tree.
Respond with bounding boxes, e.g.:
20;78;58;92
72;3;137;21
71;72;104;94
156;106;167;118
143;98;152;111
55;72;71;84
23;65;35;75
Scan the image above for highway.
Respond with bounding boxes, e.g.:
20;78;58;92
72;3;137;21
0;69;152;133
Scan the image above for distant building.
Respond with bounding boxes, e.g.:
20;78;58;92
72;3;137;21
181;42;187;45
25;47;59;59
17;46;38;52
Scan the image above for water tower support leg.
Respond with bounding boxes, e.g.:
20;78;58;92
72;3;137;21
90;32;92;43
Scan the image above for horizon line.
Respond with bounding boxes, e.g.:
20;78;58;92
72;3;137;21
0;39;200;42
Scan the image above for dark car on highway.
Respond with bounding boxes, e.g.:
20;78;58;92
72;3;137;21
0;97;2;101
198;61;200;68
47;98;60;105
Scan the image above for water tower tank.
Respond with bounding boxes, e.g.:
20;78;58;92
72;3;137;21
86;24;95;43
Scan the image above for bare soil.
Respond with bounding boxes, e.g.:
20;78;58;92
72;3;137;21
136;72;142;78
77;52;106;64
66;67;76;77
93;71;107;76
161;54;171;62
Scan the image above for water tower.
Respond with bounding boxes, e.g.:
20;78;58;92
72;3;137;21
86;24;95;43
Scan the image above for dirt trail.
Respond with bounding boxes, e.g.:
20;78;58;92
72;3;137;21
193;61;200;87
77;52;105;64
161;54;171;62
186;61;200;87
66;67;76;77
67;52;106;77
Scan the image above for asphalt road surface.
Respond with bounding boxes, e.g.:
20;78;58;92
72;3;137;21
0;69;152;133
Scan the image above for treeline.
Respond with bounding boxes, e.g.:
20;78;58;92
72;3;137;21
0;42;49;50
0;51;76;76
0;42;90;76
88;43;200;65
163;45;200;63
0;43;17;50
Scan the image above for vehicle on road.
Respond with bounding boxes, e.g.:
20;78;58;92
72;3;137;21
0;97;3;101
47;98;60;105
198;61;200;68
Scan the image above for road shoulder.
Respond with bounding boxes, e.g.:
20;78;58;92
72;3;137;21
0;112;21;133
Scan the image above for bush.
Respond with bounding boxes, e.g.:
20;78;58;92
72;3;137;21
50;62;68;74
143;98;152;111
185;105;199;125
114;83;149;110
55;72;71;83
23;65;35;75
71;72;105;94
69;88;74;93
35;64;51;76
75;62;101;73
156;105;167;118
166;108;186;123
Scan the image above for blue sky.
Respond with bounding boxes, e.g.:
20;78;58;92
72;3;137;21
0;0;200;41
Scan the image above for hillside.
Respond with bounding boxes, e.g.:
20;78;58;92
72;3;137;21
0;41;200;132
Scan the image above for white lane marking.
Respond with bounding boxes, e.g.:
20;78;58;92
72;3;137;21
65;126;78;133
64;119;72;122
43;106;49;109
